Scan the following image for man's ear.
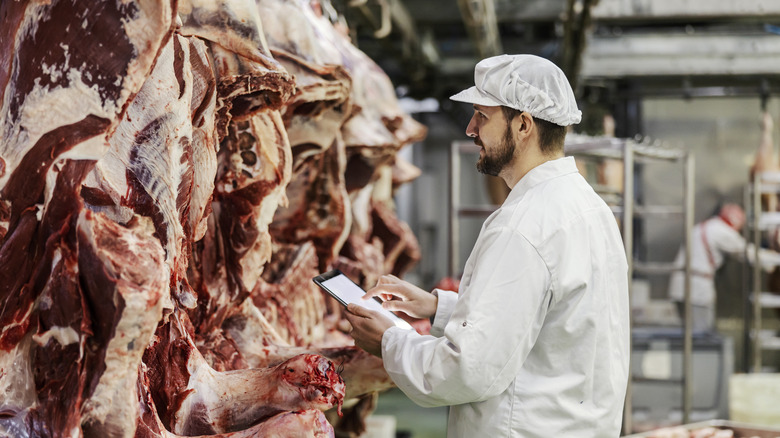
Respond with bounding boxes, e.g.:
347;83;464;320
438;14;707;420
516;112;534;138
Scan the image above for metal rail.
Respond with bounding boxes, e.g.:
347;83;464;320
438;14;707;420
683;151;695;424
753;172;763;371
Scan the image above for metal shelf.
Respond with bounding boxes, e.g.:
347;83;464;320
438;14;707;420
757;335;780;351
757;212;780;230
610;205;686;217
633;261;685;275
750;292;780;309
564;134;687;161
747;171;780;371
455;205;497;216
747;172;780;194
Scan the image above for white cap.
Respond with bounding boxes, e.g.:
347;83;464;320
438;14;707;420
450;54;581;126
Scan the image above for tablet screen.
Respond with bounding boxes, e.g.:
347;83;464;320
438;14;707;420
314;270;412;330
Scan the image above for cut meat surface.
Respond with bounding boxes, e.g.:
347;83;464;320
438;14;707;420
271;139;352;268
1;0;425;435
143;310;344;435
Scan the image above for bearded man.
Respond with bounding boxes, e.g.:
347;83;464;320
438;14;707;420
345;54;631;438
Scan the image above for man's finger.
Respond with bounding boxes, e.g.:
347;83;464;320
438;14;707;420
381;300;409;313
347;303;373;317
362;289;383;300
363;283;406;300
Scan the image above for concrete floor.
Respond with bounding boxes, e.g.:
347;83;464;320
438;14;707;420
372;388;448;438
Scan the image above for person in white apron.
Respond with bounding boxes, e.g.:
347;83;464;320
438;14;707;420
669;203;780;332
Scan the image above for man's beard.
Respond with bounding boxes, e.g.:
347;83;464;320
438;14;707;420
476;126;515;176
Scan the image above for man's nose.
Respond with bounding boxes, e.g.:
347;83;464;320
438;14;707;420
465;115;478;138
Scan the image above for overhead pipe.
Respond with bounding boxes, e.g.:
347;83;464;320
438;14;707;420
457;0;503;58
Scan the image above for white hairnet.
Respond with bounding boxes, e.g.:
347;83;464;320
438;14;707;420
450;54;582;126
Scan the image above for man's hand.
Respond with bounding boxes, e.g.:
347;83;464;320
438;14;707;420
364;275;438;320
344;304;394;358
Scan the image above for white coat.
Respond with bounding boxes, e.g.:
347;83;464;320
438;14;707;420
381;157;630;437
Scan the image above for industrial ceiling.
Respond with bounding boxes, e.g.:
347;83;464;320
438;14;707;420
330;0;780;135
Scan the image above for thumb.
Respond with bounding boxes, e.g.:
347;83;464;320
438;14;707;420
347;303;372;318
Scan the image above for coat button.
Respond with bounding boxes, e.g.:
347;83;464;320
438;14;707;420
462;321;467;327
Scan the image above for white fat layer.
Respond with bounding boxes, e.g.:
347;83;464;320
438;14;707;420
178;0;272;59
50;248;62;275
237;111;292;291
188;38;218;242
0;0;173;190
42;160;61;216
286;107;345;153
258;0;321;64
15;67;118;157
351;184;373;236
372;165;394;203
174;354;220;432
227;299;291;368
331;136;352;256
32;326;80;348
0;335;37;412
79;211;167;430
94;36;192;268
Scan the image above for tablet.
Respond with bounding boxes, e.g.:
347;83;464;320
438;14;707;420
313;269;412;330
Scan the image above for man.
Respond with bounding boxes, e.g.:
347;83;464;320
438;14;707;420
669;203;780;332
345;54;630;437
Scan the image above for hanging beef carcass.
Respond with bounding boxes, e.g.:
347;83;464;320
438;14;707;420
258;0;355;268
0;0;176;435
292;2;426;286
83;25;344;435
142;310;343;435
0;1;343;436
176;1;400;417
177;0;295;138
1;0;426;435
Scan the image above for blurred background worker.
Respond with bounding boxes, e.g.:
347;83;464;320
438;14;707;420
669;203;780;332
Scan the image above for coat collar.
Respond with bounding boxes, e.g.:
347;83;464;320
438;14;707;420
504;156;579;205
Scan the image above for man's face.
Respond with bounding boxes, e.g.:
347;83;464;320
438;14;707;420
466;105;515;177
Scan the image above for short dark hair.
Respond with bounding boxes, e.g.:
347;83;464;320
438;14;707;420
501;106;567;155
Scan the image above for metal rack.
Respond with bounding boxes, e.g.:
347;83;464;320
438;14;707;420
746;171;780;372
447;135;695;432
563;134;695;432
448;141;489;277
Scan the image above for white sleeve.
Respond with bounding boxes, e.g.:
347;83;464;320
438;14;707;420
380;227;551;408
712;221;780;269
430;289;457;338
710;221;747;255
746;244;780;271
